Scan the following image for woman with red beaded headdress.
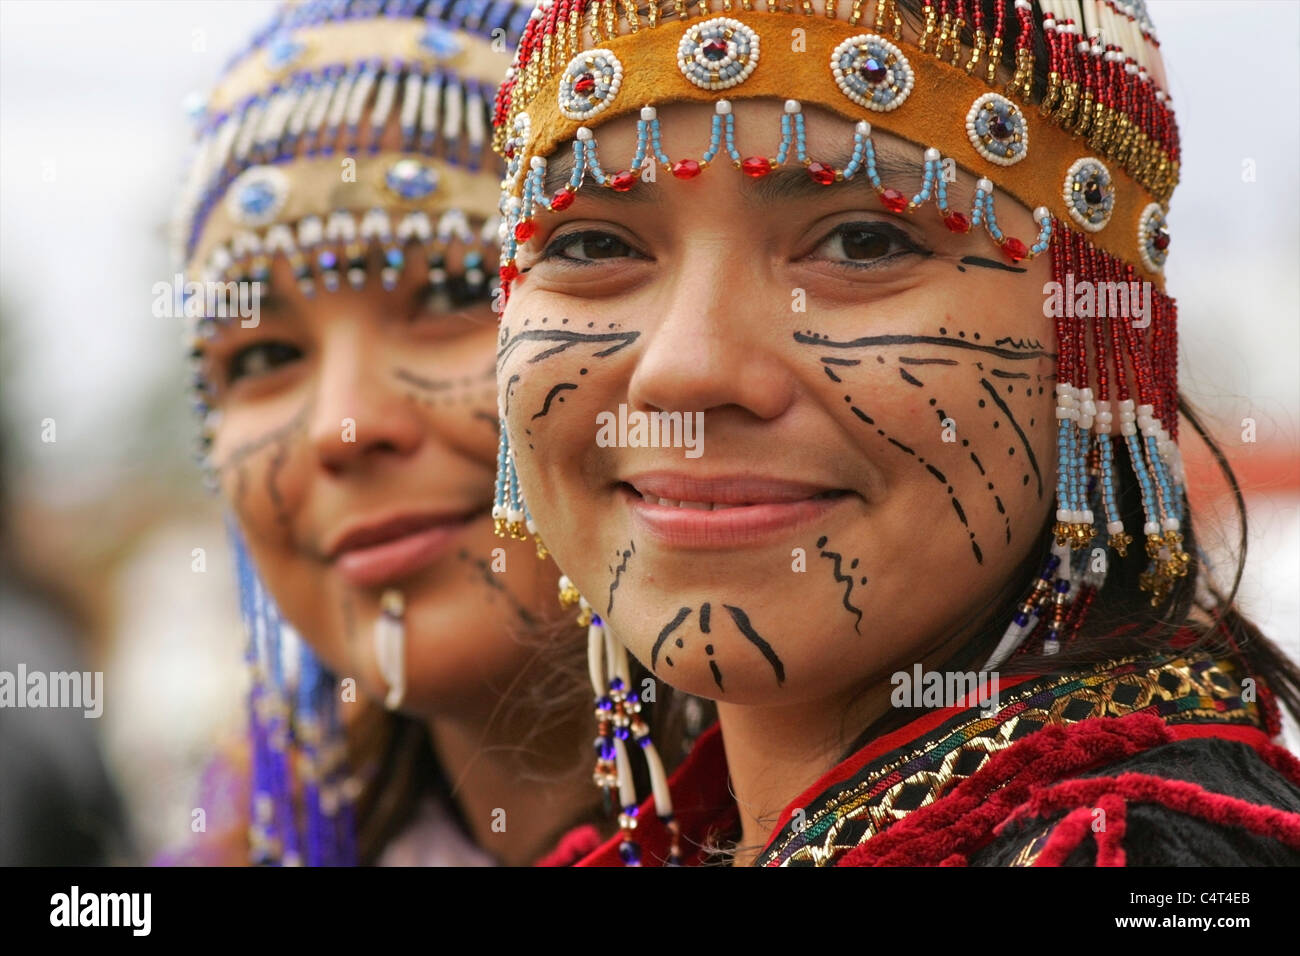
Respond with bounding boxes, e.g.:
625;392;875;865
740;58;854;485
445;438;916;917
489;0;1300;866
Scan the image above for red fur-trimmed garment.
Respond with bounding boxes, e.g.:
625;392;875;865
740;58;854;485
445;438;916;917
572;651;1300;866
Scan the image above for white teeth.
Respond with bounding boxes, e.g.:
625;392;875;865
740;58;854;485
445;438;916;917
635;493;745;510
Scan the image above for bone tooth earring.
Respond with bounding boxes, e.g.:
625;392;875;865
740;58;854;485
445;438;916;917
374;589;406;710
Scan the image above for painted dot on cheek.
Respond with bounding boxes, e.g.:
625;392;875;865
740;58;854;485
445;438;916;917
978;399;986;408
1009;447;1016;456
580;368;588;375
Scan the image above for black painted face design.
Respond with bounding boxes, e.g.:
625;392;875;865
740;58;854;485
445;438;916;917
203;248;557;715
499;100;1057;707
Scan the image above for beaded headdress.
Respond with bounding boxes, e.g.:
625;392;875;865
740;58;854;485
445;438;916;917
489;0;1188;859
173;0;534;865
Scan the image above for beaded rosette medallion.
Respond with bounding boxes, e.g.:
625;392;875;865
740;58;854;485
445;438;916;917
490;0;1188;677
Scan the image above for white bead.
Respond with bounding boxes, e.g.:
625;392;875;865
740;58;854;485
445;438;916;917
1079;415;1094;430
1121;422;1137;436
1080;387;1094;402
576;126;593;141
856;120;871;136
1033;205;1050;223
640;106;656;120
1162;518;1181;532
1144;522;1160;535
784;99;801;113
977;177;993;193
716;100;732;115
924;147;940;162
530;156;546;169
1137;403;1154;417
1057;509;1071;522
1096;400;1111;414
1107;520;1125;534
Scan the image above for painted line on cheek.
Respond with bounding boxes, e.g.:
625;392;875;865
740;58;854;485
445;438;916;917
795;331;1051;362
531;381;579;420
978;377;1043;499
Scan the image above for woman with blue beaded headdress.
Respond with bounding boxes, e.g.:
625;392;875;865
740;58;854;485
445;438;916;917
165;0;653;866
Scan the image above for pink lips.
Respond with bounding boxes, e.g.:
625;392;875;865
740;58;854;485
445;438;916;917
621;473;852;550
327;511;478;588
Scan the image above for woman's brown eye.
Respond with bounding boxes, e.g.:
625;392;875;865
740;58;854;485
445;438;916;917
811;221;928;268
227;342;302;384
541;230;638;264
839;228;893;261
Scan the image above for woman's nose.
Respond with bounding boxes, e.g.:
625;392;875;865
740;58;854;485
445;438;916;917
307;321;425;475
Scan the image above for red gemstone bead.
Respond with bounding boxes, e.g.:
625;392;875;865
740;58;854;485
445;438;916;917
702;39;728;61
943;211;970;233
671;159;701;179
573;73;596;95
514;221;536;242
807;162;836;186
741;156;772;178
880;188;907;213
1001;237;1028;262
1152;230;1169;251
610;170;637;192
550;189;575;211
500;262;519;282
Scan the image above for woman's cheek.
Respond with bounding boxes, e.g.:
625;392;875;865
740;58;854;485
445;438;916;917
212;401;314;547
795;307;1055;573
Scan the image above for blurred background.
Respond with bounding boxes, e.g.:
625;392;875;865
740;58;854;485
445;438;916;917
0;0;1297;864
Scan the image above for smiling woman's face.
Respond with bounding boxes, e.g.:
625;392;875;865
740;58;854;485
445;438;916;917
500;100;1058;707
203;247;555;716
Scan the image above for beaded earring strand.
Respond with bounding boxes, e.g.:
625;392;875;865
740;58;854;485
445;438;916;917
233;526;356;865
374;588;406;711
568;581;682;866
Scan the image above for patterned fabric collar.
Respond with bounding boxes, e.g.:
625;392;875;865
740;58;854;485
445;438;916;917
573;651;1263;867
757;652;1262;867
